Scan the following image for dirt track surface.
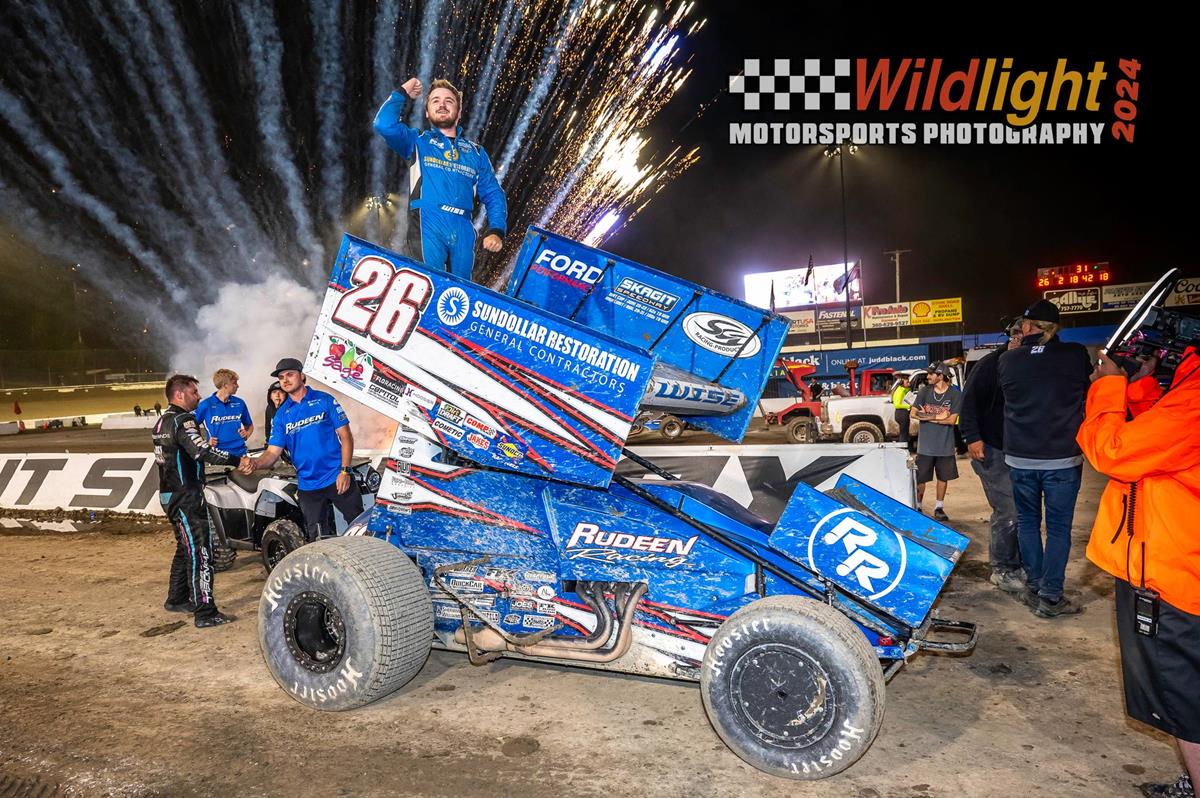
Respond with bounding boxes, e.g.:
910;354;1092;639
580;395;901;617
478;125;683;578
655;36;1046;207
0;459;1180;797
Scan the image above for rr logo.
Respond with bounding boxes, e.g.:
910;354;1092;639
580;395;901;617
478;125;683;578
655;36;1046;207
823;517;890;593
807;508;907;600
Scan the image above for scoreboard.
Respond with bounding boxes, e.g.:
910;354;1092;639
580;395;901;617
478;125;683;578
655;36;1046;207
1036;262;1112;288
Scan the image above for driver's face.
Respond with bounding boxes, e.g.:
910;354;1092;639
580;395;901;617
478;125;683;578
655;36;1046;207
178;382;201;412
426;88;460;127
226;377;239;394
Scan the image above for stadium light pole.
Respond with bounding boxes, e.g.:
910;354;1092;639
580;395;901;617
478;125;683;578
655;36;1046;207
824;144;858;348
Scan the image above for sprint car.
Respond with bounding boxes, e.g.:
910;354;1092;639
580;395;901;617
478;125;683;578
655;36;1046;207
255;229;975;779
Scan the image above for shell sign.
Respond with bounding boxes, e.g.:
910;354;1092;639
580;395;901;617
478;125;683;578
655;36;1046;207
909;298;963;325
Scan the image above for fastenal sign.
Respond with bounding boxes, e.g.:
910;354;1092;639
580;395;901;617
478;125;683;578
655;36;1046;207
1044;287;1100;314
863;302;911;329
1102;282;1153;312
909;298;962;325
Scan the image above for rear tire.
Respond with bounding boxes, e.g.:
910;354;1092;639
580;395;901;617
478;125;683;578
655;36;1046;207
700;596;885;779
842;421;883;444
258;536;433;711
260;519;305;574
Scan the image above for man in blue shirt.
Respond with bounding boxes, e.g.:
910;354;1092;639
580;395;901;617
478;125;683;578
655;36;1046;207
242;358;363;542
374;77;507;282
195;368;254;457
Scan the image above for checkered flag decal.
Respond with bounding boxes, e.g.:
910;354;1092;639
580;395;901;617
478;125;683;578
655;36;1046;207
729;59;851;111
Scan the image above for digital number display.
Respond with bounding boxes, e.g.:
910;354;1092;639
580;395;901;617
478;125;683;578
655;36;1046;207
1036;262;1112;289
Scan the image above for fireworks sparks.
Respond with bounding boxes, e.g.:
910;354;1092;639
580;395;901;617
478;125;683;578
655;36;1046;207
0;0;701;347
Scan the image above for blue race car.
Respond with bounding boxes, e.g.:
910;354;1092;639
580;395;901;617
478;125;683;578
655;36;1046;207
256;229;976;779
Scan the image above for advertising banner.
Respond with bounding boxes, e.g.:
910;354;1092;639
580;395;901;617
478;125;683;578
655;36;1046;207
1044;287;1100;314
782;310;816;334
1167;276;1200;307
863;302;911;329
1102;282;1154;312
310;235;656;488
815;306;862;332
909;297;963;325
507;227;789;442
0;453;161;514
780;344;929;377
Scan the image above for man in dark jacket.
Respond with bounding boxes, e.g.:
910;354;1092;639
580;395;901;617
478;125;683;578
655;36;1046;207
961;320;1024;593
152;374;248;627
998;299;1093;618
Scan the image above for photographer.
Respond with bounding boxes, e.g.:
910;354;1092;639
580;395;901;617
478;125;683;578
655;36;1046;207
1079;345;1200;798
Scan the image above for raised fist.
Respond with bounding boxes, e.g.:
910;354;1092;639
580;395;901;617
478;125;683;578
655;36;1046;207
401;77;423;99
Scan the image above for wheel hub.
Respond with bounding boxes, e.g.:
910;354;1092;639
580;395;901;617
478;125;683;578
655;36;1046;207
283;591;346;673
729;643;836;748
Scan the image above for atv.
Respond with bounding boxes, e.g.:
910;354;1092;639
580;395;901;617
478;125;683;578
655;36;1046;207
256;229;975;779
204;457;380;572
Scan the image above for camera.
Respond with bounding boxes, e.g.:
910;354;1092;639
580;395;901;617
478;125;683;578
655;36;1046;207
1107;269;1200;383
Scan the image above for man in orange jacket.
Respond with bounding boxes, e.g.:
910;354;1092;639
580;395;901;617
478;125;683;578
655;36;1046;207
1079;346;1200;798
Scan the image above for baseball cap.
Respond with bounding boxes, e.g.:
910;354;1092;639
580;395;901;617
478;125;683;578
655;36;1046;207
271;357;305;377
928;361;951;377
1022;299;1060;323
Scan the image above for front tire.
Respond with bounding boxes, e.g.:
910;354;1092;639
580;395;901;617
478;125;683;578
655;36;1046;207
785;417;814;444
260;519;305;574
258;537;433;711
700;596;885;779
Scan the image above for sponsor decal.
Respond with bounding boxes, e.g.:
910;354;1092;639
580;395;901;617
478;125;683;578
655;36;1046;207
536;584;556;600
509;582;535;596
613;277;680;312
466;432;490;451
510;598;537;612
436;286;470;326
395;434;419;445
652;379;741;409
323;336;373;389
469;595;497;609
497;440;523;460
533;248;606;285
536;600;557;615
434;603;461;620
398;447;415;458
437;402;464;423
366;384;399;406
521;614;555;630
523;570;556;582
565;521;699;569
504;613;521;625
908;297;963;325
682;312;762;358
449;578;485;593
463;415;497;439
403;385;437;409
431;418;465;440
806;509;907;600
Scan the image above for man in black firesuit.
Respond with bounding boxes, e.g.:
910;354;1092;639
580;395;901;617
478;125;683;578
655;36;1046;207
152;374;248;627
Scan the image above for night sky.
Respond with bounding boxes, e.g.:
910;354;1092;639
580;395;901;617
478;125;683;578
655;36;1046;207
1;3;1195;351
612;5;1197;334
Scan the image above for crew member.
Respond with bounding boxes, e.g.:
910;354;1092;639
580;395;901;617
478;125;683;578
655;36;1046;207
1080;347;1200;798
890;373;912;444
374;77;507;282
153;374;246;627
195;368;253;456
242;358;362;542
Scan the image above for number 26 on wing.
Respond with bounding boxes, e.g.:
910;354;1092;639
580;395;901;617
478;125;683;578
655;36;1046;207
331;256;432;349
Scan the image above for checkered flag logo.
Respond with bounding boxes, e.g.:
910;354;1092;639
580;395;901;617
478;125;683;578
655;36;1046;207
729;58;851;111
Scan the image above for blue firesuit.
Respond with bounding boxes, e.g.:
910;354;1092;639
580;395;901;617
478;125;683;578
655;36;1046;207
373;91;508;281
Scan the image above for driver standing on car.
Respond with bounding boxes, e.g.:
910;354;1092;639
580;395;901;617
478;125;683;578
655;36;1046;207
154;374;248;628
241;358;363;542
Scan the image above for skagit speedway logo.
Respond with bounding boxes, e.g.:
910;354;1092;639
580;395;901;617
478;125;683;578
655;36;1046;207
436;286;470;326
806;508;906;600
683;312;762;358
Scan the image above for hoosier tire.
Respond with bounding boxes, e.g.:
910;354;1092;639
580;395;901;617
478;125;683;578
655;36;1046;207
258;536;433;711
700;596;885;779
260;518;305;574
